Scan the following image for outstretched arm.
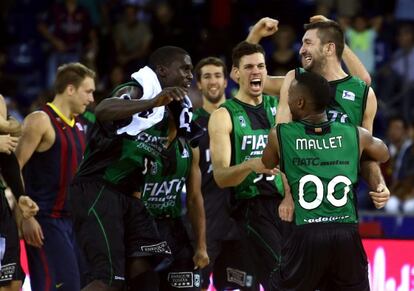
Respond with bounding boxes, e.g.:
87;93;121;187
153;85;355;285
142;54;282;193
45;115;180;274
95;85;186;122
187;147;209;269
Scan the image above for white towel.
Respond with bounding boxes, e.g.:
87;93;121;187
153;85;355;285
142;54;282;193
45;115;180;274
117;66;165;136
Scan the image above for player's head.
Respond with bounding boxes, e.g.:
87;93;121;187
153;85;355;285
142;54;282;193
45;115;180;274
54;62;95;115
149;46;193;90
288;71;331;121
232;41;267;98
300;21;345;71
195;57;228;104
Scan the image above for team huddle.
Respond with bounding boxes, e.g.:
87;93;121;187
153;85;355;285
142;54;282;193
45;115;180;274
0;15;390;291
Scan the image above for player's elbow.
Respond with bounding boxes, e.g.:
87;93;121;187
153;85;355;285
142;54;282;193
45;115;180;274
362;74;372;86
379;148;390;163
213;172;227;188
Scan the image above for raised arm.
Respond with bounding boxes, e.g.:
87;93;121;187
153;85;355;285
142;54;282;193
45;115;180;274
244;17;285;96
246;17;279;44
95;85;186;122
276;70;295;124
342;45;372;86
187;147;209;269
361;88;377;134
209;108;276;188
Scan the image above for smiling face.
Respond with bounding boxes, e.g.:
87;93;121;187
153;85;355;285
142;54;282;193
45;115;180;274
299;29;326;72
197;64;227;104
162;54;194;91
235;52;267;98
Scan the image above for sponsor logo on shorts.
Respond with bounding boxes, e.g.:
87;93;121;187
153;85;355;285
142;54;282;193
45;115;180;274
140;241;172;255
114;276;125;281
226;267;249;287
0;263;16;282
167;272;200;288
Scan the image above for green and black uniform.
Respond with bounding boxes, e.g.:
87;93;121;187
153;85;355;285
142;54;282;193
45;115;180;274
275;121;369;291
69;82;171;287
296;67;369;126
221;95;284;290
0;153;25;285
193;108;257;290
140;140;201;290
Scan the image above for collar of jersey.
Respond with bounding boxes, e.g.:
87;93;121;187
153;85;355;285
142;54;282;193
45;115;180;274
299;119;332;127
233;97;263;109
47;102;75;127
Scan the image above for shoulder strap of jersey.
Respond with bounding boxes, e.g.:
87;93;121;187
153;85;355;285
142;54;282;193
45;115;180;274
108;80;141;98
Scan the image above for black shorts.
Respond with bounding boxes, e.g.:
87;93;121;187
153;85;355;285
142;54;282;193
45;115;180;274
0;190;24;286
69;180;171;287
274;223;369;291
201;239;259;290
233;196;287;290
155;218;201;290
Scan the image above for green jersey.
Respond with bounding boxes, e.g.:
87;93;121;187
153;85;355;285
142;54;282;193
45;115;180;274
278;120;360;226
221;95;283;200
75;81;169;194
296;68;369;126
141;139;192;218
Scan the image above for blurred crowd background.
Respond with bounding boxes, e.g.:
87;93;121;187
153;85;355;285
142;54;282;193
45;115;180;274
1;0;414;237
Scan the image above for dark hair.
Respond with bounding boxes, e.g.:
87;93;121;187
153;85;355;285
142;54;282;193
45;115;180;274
194;57;227;82
304;21;344;60
295;71;331;112
54;62;96;94
232;41;265;68
387;115;408;129
148;46;189;71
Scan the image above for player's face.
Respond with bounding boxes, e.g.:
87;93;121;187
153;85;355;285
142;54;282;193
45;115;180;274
164;54;193;91
235;53;267;98
197;64;227;104
72;77;95;115
299;29;325;71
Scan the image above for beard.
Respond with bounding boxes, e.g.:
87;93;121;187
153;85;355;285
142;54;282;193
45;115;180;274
204;91;224;104
301;48;326;73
